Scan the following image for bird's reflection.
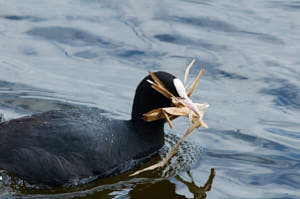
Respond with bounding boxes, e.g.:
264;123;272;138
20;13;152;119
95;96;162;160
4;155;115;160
175;168;215;199
128;168;215;199
0;167;215;198
0;113;4;123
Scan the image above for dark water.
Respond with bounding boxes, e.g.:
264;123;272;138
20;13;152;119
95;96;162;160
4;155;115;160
1;0;300;198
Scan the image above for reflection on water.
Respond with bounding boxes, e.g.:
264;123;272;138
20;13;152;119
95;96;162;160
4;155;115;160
0;114;4;123
1;0;300;198
175;169;215;199
0;169;215;199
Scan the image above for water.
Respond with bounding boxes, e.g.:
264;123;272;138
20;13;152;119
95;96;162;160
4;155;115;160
0;0;300;198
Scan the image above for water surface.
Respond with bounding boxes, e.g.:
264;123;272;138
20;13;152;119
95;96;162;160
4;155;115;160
0;0;300;198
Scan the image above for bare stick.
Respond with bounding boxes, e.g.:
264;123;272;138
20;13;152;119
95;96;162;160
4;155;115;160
187;69;205;97
163;111;173;129
184;59;196;84
148;72;175;99
151;84;173;99
149;72;165;88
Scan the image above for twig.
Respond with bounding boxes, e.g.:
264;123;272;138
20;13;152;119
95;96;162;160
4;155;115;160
148;72;175;99
184;59;196;84
163;111;173;129
187;69;205;97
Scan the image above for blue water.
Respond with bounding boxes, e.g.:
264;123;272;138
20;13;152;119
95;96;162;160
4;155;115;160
0;0;300;198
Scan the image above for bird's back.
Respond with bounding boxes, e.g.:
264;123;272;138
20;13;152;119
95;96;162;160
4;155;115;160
0;107;163;187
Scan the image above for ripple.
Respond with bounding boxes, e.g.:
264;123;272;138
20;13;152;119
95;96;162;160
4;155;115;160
172;16;239;33
260;78;300;110
73;50;98;59
0;80;93;117
179;0;212;6
189;60;248;80
161;132;205;177
2;15;43;22
154;34;228;51
27;27;118;48
206;151;293;168
171;16;284;44
117;50;145;58
268;1;300;11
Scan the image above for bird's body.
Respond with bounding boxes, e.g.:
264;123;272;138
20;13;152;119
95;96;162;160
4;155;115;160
0;71;196;187
0;107;164;186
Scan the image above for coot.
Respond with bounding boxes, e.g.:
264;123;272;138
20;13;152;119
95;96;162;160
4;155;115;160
0;71;198;187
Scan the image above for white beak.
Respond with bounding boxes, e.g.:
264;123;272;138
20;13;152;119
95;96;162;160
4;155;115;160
178;96;201;117
173;78;200;116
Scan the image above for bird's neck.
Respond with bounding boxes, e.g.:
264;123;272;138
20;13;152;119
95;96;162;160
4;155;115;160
129;118;165;145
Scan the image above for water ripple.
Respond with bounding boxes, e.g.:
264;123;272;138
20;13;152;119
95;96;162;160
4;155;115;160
260;78;300;110
2;15;43;22
154;34;228;51
171;16;284;44
27;27;118;48
268;1;300;11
